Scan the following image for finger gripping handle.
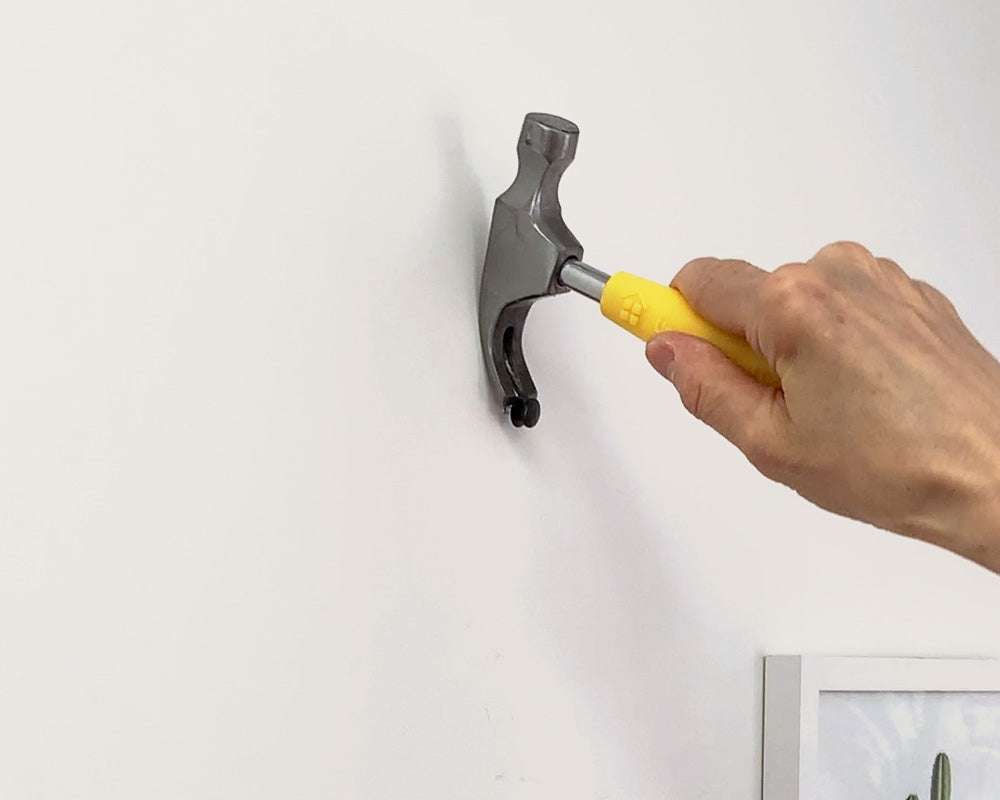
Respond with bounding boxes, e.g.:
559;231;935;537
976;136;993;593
600;272;780;387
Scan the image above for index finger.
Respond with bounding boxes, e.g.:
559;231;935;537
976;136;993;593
671;257;768;338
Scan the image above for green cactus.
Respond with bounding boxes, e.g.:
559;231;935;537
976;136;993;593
931;753;951;800
906;753;951;800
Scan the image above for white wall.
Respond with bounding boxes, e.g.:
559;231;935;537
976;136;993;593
3;0;1000;797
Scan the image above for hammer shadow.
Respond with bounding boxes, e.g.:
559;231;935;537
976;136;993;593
432;113;495;416
529;358;718;792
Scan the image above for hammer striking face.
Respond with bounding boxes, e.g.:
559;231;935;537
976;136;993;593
477;113;583;428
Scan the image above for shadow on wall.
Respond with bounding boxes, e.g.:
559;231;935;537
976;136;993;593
432;113;494;414
527;352;737;793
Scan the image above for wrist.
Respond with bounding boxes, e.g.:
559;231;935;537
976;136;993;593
954;480;1000;574
903;428;1000;574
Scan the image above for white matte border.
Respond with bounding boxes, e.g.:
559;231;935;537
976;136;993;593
762;656;1000;799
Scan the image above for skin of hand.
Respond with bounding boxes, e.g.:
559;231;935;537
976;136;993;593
645;241;1000;574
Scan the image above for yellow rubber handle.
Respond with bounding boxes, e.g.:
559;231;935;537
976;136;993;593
600;272;780;387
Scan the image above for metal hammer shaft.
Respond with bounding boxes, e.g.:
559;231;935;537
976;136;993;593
559;260;610;301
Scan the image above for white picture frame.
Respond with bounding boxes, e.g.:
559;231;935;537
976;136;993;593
762;656;1000;799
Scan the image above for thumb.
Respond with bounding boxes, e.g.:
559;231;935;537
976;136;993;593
646;332;782;452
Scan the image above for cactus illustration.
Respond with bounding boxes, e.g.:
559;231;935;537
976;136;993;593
906;753;951;800
931;753;951;800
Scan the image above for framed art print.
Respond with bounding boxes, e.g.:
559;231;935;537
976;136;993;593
763;656;1000;800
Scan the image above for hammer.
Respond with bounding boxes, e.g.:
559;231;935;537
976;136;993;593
478;112;779;428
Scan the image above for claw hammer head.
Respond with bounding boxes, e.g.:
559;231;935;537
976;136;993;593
478;113;583;427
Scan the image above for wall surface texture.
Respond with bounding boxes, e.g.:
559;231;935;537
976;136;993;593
3;0;1000;797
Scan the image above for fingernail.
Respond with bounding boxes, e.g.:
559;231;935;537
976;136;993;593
646;336;676;381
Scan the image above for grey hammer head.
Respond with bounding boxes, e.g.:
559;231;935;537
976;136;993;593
478;113;583;427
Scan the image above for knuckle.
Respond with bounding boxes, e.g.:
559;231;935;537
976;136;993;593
877;256;905;274
812;240;875;269
679;376;724;429
912;278;938;300
673;257;719;295
914;279;959;315
716;258;755;269
758;264;820;325
676;256;754;283
913;278;941;300
681;378;709;421
715;258;759;282
756;263;846;355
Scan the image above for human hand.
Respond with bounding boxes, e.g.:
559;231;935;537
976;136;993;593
646;242;1000;573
